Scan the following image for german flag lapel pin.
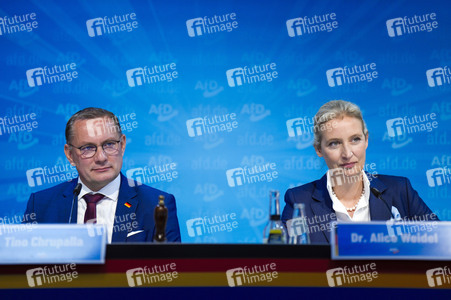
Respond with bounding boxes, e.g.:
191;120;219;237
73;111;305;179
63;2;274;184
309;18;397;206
124;202;132;208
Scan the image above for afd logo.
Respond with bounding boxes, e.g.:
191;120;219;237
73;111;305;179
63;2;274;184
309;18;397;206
426;67;451;87
426;167;451;187
426;267;451;287
226;68;244;87
326;68;344;87
126;168;144;186
386;118;405;137
126;268;145;287
186;218;204;237
86;18;104;37
186;18;203;37
126;68;144;87
26;68;44;87
186;118;204;137
226;168;245;187
26;167;44;187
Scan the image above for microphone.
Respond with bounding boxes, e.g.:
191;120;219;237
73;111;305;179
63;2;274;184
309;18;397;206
69;183;82;224
370;187;395;219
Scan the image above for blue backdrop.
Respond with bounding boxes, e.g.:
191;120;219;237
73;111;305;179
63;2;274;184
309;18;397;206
1;0;450;243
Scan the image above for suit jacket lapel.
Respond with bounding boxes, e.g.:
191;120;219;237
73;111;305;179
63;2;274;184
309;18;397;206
311;174;336;243
112;173;138;242
369;175;391;220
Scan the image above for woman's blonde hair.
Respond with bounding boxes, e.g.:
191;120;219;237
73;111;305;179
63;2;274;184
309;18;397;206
313;100;368;149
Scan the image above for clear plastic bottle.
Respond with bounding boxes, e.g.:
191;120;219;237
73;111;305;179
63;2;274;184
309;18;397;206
287;203;310;244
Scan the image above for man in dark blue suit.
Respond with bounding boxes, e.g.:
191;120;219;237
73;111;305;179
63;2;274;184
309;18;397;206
282;100;437;244
23;107;181;243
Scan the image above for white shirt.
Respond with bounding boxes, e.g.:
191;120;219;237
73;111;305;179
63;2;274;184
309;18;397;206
77;174;120;243
326;170;371;222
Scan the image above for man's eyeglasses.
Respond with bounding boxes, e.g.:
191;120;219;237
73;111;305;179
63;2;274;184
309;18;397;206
68;140;121;158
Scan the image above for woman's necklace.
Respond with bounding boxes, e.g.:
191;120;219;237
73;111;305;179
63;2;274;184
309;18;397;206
332;184;365;212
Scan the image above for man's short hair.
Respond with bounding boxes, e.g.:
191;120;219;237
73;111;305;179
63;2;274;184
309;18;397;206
65;107;122;143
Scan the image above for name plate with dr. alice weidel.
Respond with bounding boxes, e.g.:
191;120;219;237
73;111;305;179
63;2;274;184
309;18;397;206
0;224;106;264
331;221;451;260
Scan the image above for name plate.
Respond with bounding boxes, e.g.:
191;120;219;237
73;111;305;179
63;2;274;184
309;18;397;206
331;221;451;260
0;224;107;264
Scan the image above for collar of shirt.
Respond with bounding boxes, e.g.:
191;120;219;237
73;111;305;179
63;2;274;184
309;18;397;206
78;174;121;202
326;170;370;222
